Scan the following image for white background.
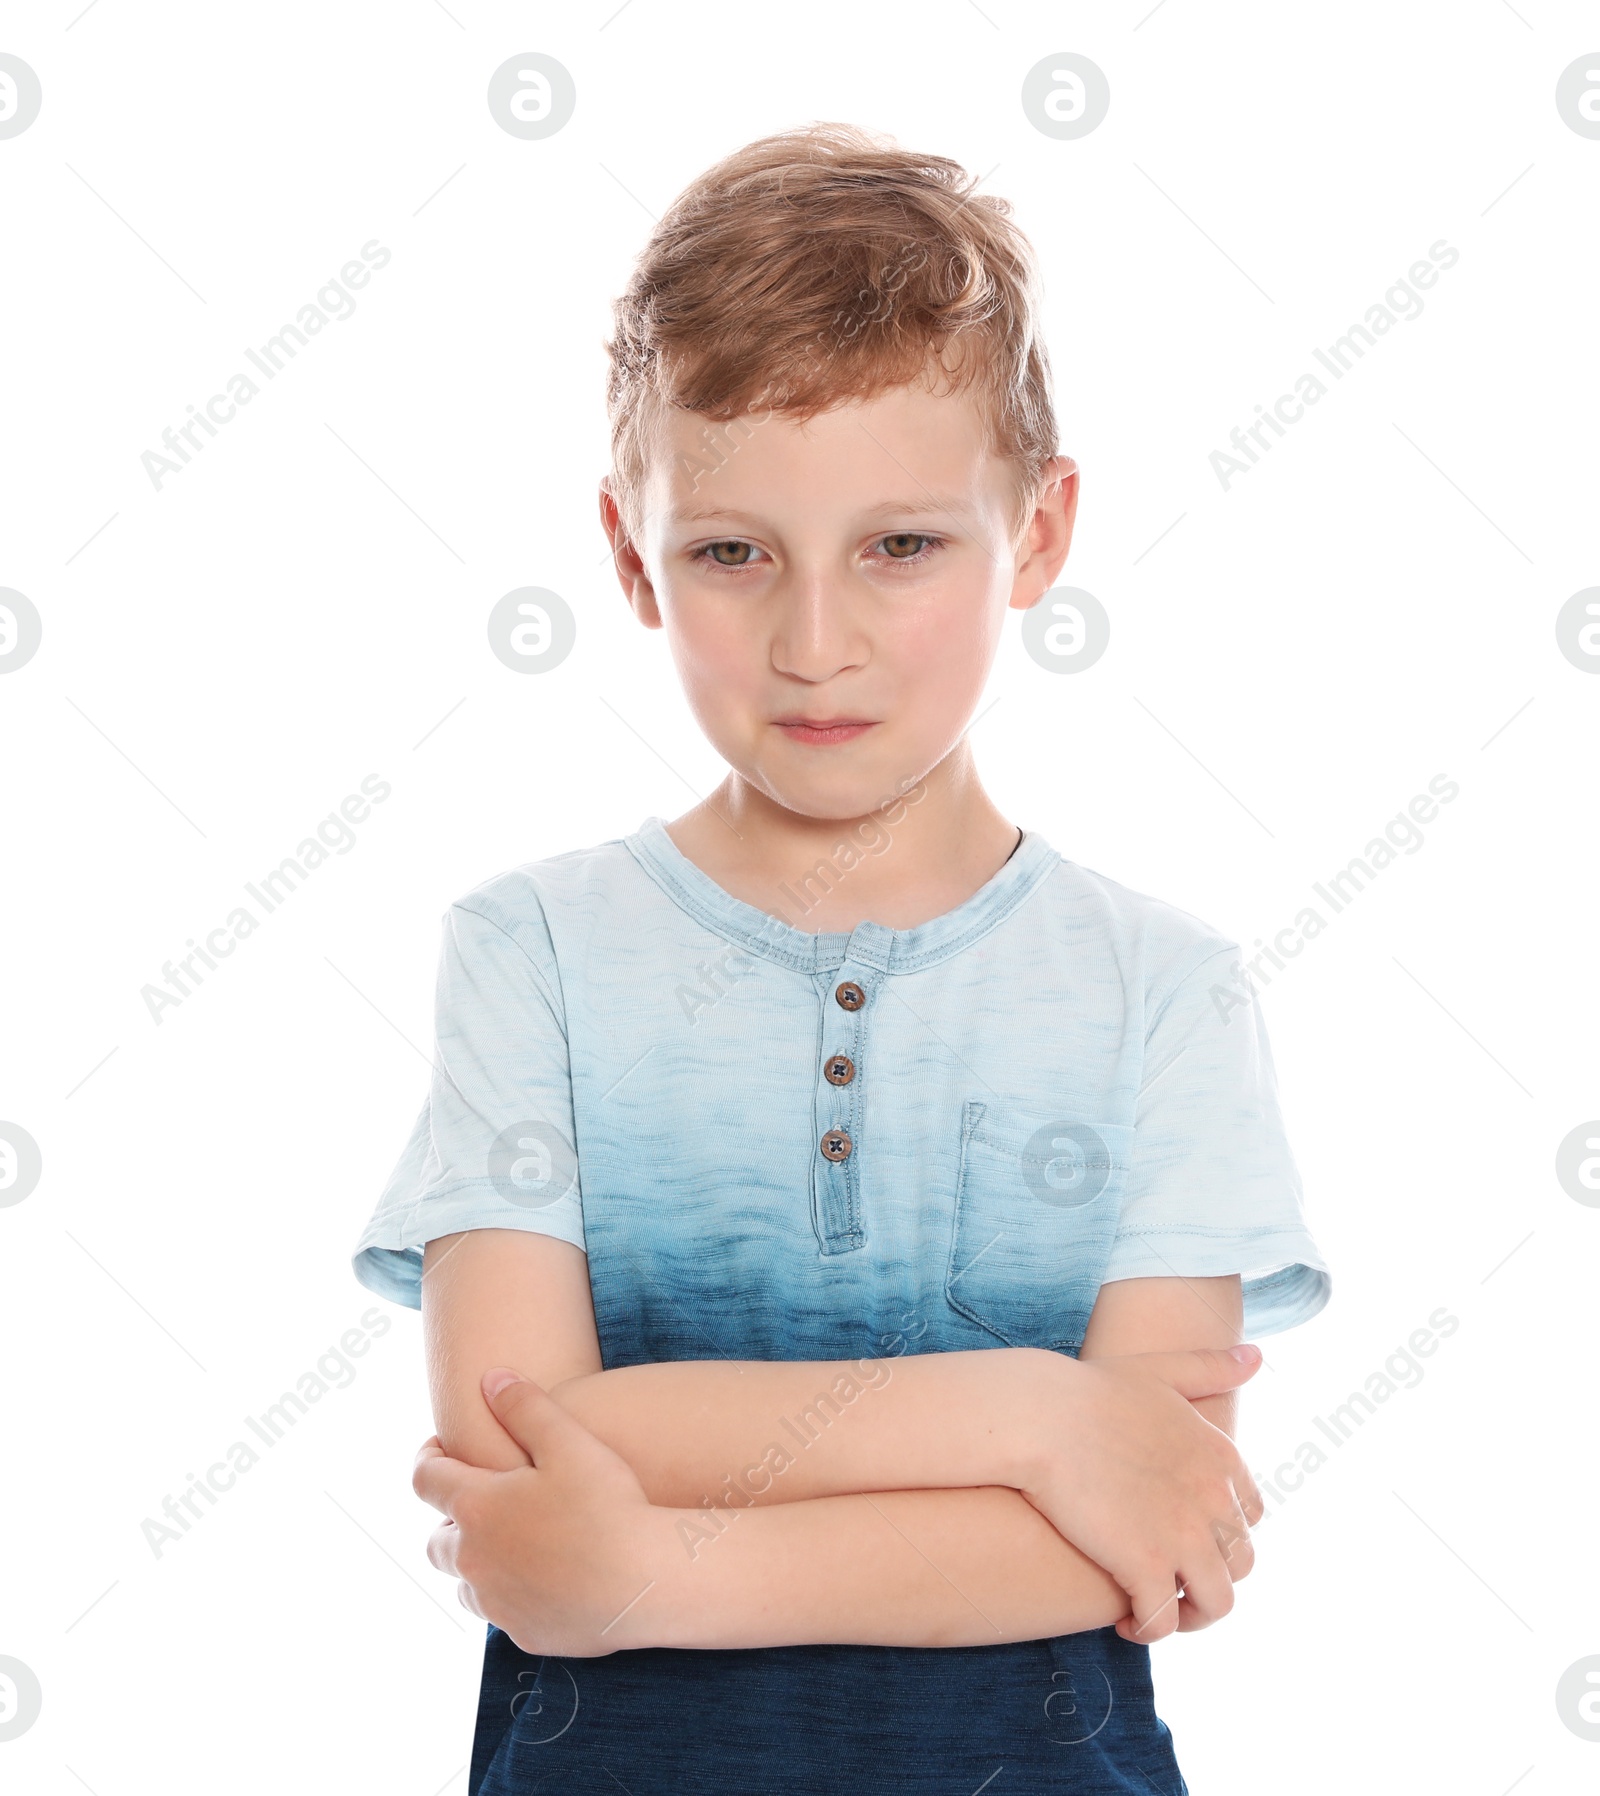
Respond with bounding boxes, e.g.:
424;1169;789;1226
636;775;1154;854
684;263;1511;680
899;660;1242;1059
2;2;1596;1791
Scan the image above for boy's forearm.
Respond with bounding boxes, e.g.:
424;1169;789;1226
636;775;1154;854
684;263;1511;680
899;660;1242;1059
615;1277;1246;1652
429;1274;1257;1656
631;1482;1128;1651
547;1348;1059;1511
1079;1276;1245;1443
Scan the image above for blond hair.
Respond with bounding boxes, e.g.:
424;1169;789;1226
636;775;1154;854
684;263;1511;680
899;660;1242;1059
605;123;1058;537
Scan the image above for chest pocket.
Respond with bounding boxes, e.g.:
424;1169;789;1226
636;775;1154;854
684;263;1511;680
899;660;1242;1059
944;1101;1134;1355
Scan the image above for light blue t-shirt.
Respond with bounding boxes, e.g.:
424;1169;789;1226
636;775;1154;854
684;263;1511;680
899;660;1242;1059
352;815;1328;1351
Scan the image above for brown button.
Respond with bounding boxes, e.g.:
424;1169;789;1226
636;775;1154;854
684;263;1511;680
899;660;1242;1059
824;1053;855;1087
820;1128;853;1162
835;981;866;1012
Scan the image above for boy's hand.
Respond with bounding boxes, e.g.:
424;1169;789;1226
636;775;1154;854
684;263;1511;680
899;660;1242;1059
1017;1345;1265;1644
413;1368;677;1657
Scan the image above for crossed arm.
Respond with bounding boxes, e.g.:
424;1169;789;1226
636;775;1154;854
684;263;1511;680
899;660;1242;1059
414;1228;1261;1656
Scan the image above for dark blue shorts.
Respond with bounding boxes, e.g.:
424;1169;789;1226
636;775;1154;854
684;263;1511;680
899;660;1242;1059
470;1624;1188;1794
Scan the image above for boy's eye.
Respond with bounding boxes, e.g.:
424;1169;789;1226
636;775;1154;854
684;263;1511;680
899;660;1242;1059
880;533;925;558
704;540;757;566
694;533;940;569
876;533;937;560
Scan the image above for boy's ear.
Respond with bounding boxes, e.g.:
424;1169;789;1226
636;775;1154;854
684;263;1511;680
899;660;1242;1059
598;478;663;628
1008;455;1079;611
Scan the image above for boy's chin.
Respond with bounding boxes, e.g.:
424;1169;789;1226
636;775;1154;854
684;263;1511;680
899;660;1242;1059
744;765;920;826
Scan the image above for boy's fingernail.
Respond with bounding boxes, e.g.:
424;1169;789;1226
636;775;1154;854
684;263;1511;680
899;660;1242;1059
1228;1343;1261;1366
483;1368;521;1400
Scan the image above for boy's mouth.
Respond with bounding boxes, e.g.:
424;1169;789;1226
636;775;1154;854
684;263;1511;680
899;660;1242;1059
772;717;877;746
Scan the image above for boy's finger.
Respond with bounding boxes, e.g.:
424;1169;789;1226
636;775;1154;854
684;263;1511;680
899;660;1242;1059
1125;1577;1183;1644
426;1518;462;1576
483;1368;595;1466
1234;1464;1265;1524
412;1448;492;1516
1213;1508;1256;1581
1146;1344;1262;1401
1173;1558;1232;1630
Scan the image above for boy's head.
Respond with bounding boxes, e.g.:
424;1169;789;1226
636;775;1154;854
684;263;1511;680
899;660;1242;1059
601;125;1076;825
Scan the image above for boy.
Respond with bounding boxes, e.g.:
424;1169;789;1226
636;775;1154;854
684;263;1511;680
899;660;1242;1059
354;124;1329;1793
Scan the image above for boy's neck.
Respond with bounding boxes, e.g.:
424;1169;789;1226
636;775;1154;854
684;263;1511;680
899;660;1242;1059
663;750;1024;934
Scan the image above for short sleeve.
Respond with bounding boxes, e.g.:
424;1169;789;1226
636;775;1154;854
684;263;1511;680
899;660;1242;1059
351;897;585;1310
1100;943;1330;1337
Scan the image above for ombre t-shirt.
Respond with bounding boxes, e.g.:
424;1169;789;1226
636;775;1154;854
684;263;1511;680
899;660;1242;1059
352;815;1329;1793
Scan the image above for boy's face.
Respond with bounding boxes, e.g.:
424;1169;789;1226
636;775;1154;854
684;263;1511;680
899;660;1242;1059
602;381;1076;823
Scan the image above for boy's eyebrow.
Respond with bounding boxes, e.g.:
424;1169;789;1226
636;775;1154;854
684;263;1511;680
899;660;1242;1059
667;505;769;526
855;495;973;519
668;495;973;527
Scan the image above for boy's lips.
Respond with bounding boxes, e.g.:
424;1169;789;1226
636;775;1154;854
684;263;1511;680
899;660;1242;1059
772;717;877;745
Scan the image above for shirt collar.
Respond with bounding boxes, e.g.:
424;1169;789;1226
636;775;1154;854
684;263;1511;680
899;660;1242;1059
623;814;1060;976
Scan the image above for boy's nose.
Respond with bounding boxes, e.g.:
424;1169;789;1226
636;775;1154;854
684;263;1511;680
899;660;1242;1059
768;574;870;682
